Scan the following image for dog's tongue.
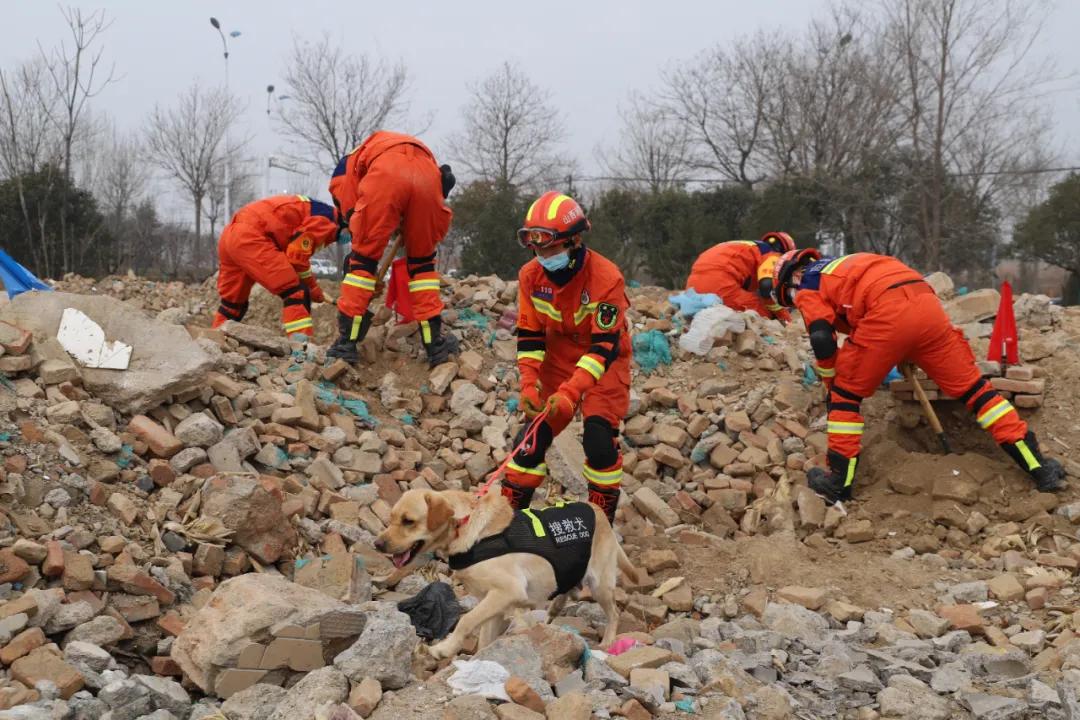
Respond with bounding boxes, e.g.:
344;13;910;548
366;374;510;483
392;549;412;568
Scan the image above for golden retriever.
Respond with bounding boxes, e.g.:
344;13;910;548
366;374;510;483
374;488;635;658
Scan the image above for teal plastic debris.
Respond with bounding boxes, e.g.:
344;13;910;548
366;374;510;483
883;366;902;386
401;414;415;425
674;698;697;713
487;330;496;347
632;330;672;373
668;287;721;317
506;397;520;414
294;557;312;571
762;335;776;345
457;308;490;328
315;381;378;426
957;286;969;295
0;432;10;442
116;444;135;468
627;279;641;288
801;362;819;386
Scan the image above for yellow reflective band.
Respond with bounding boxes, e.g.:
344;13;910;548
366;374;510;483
517;350;546;363
576;355;605;380
420;320;432;344
521;508;546;537
766;303;783;312
526;198;541;223
1015;440;1041;471
408;279;441;292
283;317;313;332
508;460;547;477
583;465;622;485
298;270;313;279
732;240;756;246
296;194;310;202
349;314;364;340
823;256;851;275
827;421;864;435
844;457;858;487
343;273;376;291
815;365;836;377
546;194;571;221
977;399;1014;429
573;302;599;325
532;298;563;322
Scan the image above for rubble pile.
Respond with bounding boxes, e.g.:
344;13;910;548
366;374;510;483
0;272;1078;719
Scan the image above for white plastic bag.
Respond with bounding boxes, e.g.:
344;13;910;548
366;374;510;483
678;305;746;356
446;659;511;700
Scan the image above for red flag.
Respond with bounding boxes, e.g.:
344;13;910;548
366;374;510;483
384;257;416;324
987;280;1019;365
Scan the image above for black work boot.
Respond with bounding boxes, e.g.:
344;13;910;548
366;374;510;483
1001;432;1066;492
326;310;371;363
420;315;460;367
587;483;621;525
807;450;858;504
499;479;536;510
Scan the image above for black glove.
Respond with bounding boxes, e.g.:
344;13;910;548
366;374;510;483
440;164;456;198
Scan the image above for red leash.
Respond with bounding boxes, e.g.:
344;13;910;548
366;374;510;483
474;409;549;497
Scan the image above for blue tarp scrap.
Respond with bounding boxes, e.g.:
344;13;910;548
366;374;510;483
457;308;490;328
632;330;672;373
668;288;721;317
505;397;520;414
0;249;51;299
801;362;819;386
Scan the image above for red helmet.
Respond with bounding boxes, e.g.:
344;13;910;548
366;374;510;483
761;231;796;254
517;191;591;250
772;248;821;307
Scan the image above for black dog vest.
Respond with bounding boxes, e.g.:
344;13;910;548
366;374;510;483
448;502;596;597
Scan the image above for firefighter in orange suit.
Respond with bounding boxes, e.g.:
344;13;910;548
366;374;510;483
686;233;796;322
772;249;1065;503
326;131;458;366
213;194;341;336
506;191;632;524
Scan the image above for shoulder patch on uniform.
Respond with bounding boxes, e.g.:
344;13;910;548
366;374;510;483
596;303;619;330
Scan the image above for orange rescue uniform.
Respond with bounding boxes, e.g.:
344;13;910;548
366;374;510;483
686;240;790;321
213;195;339;336
792;253;1027;477
509;249;632;491
329;131;452;340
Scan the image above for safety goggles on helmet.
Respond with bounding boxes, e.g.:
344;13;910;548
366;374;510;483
773;248;821;307
517;227;564;250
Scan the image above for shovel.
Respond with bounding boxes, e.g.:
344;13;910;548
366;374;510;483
901;363;951;454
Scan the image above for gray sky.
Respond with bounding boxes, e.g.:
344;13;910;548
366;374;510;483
6;0;1080;222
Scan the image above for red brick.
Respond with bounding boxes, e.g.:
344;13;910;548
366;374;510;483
88;481;111;506
150;655;182;676
10;648;84;699
1005;366;1035;381
1015;395;1043;409
156;611;186;637
148;459;175;487
17;421;45;444
0;321;32;355
937;604;984;634
3;455;27;474
126;415;183;458
0;549;30;584
0;627;45;665
106;565;176;605
990;377;1046;395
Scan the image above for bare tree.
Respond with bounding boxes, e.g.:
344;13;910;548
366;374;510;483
144;83;246;269
205;156;257;246
659;35;786;188
448;61;566;189
883;0;1056;270
0;59;63;275
277;35;412;171
39;6;116;271
598;94;692;192
85;125;149;271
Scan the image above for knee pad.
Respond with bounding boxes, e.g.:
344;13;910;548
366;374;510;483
345;251;379;275
280;284;312;312
583;416;619;470
827;385;863;414
512;420;553;467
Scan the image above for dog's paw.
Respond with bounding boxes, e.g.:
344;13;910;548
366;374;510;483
428;639;456;660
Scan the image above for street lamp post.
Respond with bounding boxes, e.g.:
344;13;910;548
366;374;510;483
209;17;240;221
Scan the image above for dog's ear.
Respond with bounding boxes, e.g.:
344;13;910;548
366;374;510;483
425;493;454;531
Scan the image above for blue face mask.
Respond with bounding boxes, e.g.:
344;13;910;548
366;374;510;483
337;229;352;246
537;251;570;272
